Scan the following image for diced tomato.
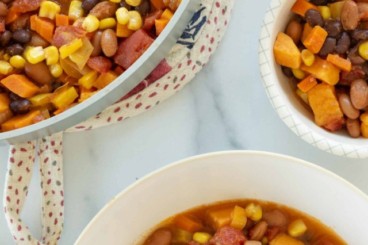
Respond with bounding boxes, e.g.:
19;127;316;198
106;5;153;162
114;29;154;70
12;0;42;13
52;26;86;48
143;10;163;31
87;56;112;73
209;226;246;245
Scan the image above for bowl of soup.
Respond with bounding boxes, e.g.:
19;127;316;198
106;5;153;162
259;0;368;158
75;151;368;244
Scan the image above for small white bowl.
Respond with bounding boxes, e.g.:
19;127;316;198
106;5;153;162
259;0;368;158
75;151;368;244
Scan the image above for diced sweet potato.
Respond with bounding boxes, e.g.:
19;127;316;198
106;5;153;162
302;26;328;54
291;0;318;17
0;93;10;113
301;23;313;43
1;110;41;131
1;74;39;98
301;57;340;85
308;83;344;131
273;32;301;69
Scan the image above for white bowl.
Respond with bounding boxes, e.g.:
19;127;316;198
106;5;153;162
75;151;368;245
259;0;368;158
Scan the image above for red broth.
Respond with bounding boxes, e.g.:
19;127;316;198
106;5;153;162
141;199;346;245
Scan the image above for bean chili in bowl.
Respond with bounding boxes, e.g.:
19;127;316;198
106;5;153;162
0;0;180;132
273;0;368;138
142;200;346;245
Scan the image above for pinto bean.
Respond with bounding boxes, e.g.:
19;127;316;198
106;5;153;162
0;2;8;16
24;62;54;85
29;32;49;48
347;118;361;138
145;229;172;245
101;29;118;57
350;79;368;109
341;0;359;30
90;1;118;19
91;31;103;56
285;20;302;44
263;210;288;227
249;221;268;241
245;241;262;245
338;93;360;119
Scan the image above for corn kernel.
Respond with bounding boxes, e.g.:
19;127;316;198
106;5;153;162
116;7;130;25
99;18;116;29
193;232;211;244
362;123;368;138
44;46;59;65
9;55;26;69
359;41;368;60
128;11;142;31
126;0;141;7
318;6;331;20
49;64;63;78
83;15;100;32
78;70;98;89
301;49;315;67
245;203;262;222
69;0;84;21
24;46;46;64
110;0;121;2
288;219;307;237
0;61;13;75
230;206;247;230
292;68;306;80
59;38;83;59
361;112;368;124
39;1;61;20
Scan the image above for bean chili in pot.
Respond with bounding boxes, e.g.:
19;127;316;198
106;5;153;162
0;0;180;132
141;200;346;245
273;0;368;138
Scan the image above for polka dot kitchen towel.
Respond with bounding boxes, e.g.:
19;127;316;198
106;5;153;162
3;0;234;244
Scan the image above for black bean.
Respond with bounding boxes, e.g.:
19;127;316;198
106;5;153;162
309;0;328;5
6;44;24;56
51;81;63;91
8;92;21;101
82;0;99;12
12;29;31;44
319;37;336;57
352;29;368;41
335;32;351;54
281;66;293;78
348;45;365;65
305;9;324;27
324;20;342;38
135;0;150;16
10;99;31;114
0;30;12;47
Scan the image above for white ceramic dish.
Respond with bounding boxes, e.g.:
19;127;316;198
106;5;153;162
75;151;368;245
259;0;368;158
0;0;198;144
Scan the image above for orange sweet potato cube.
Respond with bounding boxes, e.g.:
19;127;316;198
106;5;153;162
291;0;318;17
308;83;344;131
302;26;328;54
0;93;10;113
273;32;301;69
301;57;340;85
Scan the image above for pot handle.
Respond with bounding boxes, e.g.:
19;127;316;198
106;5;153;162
3;132;64;245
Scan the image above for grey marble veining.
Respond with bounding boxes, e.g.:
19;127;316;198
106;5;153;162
1;0;368;244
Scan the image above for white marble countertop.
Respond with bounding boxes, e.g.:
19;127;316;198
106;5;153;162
1;0;368;244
